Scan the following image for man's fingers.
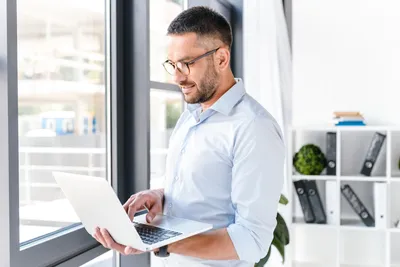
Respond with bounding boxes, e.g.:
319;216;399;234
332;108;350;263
146;202;161;223
123;195;136;212
125;246;144;255
101;228;127;254
94;227;107;248
127;195;151;221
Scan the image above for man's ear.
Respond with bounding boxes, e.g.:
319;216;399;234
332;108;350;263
216;47;231;71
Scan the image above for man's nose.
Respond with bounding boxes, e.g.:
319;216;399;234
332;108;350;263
172;69;187;85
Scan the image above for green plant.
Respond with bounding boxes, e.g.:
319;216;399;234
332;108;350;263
255;194;290;267
166;101;181;129
293;144;327;175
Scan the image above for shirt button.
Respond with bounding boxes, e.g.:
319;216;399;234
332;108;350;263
174;176;179;181
168;203;172;208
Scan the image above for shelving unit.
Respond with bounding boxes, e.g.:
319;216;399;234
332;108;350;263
285;125;400;267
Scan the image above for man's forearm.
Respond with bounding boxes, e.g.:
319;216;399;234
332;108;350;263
167;228;239;261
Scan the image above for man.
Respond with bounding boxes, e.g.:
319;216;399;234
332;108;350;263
93;6;285;267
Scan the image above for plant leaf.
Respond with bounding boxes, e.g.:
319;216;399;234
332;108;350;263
274;213;290;245
254;245;271;267
279;194;289;205
272;235;285;263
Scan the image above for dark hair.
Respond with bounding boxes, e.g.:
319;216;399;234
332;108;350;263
167;6;232;50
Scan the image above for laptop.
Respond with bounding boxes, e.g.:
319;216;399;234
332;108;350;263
52;171;213;252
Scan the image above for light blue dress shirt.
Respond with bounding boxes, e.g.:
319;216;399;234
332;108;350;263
162;78;285;267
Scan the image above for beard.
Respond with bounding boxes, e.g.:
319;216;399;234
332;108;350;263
184;63;219;104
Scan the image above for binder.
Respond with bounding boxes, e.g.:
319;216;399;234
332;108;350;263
373;182;387;229
293;180;315;223
304;180;327;224
341;184;375;227
360;132;386;176
326;132;337;175
325;181;338;225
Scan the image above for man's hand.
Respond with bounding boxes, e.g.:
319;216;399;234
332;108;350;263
92;189;164;254
123;189;164;223
92;227;145;256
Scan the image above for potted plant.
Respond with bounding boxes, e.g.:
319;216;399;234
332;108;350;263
255;194;290;267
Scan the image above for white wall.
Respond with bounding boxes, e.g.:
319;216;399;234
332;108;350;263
293;0;400;126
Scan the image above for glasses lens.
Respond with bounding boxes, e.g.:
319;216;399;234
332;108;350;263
163;62;176;75
176;62;189;76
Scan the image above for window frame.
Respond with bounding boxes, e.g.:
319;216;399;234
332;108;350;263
0;0;110;266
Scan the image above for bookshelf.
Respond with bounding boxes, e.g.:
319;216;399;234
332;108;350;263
285;125;400;267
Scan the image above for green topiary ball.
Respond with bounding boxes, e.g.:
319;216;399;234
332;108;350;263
293;144;327;175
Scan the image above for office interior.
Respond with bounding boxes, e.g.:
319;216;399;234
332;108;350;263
2;0;399;266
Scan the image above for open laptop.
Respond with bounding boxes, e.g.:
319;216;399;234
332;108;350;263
52;171;213;252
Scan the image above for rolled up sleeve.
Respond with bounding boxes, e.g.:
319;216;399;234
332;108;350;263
227;117;285;263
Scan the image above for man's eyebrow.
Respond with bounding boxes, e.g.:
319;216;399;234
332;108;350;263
167;55;194;63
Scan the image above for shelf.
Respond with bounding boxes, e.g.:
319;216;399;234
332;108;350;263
292;221;337;230
289;125;400;267
292;220;387;232
340;218;382;231
340;225;385;232
292;174;336;181
291;125;400;132
340;176;387;182
292;175;388;182
292;260;336;267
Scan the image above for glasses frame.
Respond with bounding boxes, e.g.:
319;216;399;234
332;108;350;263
162;47;220;76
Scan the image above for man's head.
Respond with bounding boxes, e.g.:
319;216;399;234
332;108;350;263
164;6;233;104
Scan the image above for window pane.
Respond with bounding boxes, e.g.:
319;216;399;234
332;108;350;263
150;0;183;83
150;89;183;190
17;0;107;243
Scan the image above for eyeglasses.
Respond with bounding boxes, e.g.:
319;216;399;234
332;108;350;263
162;47;220;76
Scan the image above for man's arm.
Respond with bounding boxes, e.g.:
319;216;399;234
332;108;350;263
168;228;238;260
225;117;285;263
167;117;285;263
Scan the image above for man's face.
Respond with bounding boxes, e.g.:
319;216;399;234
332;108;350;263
166;33;220;104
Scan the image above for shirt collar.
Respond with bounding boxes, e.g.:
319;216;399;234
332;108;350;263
187;78;245;116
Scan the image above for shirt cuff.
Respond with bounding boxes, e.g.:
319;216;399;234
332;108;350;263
227;223;267;263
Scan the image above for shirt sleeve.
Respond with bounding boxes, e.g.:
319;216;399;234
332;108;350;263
226;116;285;263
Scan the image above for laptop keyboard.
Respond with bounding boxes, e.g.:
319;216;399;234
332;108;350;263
133;222;182;245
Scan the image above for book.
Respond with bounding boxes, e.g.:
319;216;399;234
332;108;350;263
360;132;386;176
325;181;338;225
332;111;366;126
293;180;315;223
304;180;327;224
341;184;375;227
326;132;336;175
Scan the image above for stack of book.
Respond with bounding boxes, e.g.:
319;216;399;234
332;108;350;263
333;111;366;126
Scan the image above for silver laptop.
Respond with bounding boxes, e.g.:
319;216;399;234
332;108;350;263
53;171;212;252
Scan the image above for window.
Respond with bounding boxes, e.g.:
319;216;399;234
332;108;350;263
150;0;183;83
0;0;111;266
150;89;184;189
17;0;107;244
